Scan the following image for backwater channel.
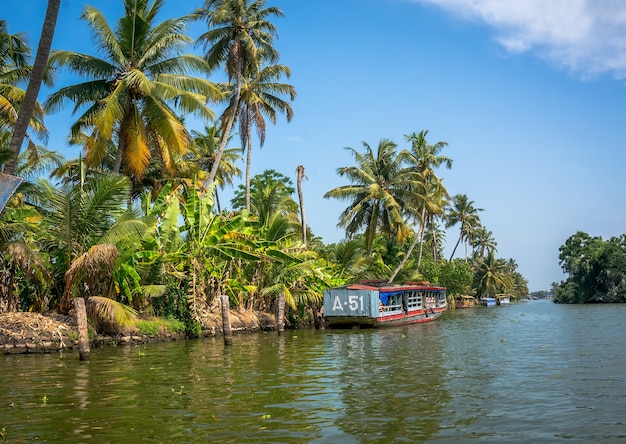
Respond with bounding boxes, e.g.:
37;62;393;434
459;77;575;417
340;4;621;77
1;300;625;443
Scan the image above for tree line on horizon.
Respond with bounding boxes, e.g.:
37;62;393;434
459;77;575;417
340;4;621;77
0;0;530;335
553;231;626;303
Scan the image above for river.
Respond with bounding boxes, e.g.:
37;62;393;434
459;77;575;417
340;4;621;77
1;300;625;443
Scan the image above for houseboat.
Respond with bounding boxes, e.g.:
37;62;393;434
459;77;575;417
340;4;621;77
495;294;511;305
455;295;476;309
480;297;496;306
323;280;447;328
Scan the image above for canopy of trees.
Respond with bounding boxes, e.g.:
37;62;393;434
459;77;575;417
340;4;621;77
555;231;626;303
0;0;530;335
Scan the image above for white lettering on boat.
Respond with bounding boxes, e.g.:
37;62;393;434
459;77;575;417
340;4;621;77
332;295;344;311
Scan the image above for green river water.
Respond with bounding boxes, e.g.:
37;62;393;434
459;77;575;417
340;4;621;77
1;300;625;443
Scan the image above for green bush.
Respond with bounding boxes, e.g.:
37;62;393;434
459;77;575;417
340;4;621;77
135;317;186;337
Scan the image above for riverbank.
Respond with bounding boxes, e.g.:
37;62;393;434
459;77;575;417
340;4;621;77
0;310;280;354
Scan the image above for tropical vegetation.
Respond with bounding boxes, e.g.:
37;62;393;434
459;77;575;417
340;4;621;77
554;231;626;303
1;0;532;337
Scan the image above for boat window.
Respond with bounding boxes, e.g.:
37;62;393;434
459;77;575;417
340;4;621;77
380;293;403;313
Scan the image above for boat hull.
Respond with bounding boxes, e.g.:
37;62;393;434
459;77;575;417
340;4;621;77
323;281;447;329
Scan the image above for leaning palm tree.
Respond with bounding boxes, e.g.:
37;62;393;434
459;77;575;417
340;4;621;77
194;0;284;186
45;0;220;179
5;0;60;175
324;139;418;258
447;193;483;261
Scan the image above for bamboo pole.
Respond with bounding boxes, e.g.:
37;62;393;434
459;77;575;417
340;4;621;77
220;295;233;346
74;297;90;361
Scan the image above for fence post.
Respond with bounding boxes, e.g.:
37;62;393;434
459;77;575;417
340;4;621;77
220;295;233;346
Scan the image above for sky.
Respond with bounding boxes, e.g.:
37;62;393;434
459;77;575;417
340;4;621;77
5;0;626;291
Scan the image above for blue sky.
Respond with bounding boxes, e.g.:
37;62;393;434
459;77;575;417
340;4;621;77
6;0;626;291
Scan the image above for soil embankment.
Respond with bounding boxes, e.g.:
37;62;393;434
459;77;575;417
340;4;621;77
0;310;279;354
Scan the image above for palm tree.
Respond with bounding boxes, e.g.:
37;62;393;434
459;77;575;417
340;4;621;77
44;0;219;179
30;173;145;326
232;169;298;226
324;139;418;258
447;193;483;261
5;0;60;175
472;226;497;258
229;62;295;211
194;0;284;187
389;130;450;281
475;251;510;297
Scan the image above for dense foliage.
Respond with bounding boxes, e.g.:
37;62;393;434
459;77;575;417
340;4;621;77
0;0;531;334
554;231;626;303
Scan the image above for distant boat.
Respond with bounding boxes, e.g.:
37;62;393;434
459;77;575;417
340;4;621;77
495;294;511;305
455;295;476;309
323;280;447;328
480;297;496;306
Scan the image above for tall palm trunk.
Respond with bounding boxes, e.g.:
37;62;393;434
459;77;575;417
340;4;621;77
207;79;241;187
389;207;426;283
416;208;427;271
5;0;60;175
449;232;463;261
244;117;253;212
432;221;439;263
296;165;307;246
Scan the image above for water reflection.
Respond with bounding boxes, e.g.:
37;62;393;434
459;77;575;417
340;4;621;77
1;302;626;442
324;326;449;443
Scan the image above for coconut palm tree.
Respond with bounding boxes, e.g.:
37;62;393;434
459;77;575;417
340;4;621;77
29;173;146;316
231;169;299;226
228;62;295;211
5;0;59;175
194;0;284;187
45;0;219;179
389;130;450;281
324;139;418;258
475;251;510;297
472;226;497;258
447;193;483;261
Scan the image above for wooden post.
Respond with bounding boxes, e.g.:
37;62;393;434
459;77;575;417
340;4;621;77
277;292;285;334
220;295;233;346
74;297;90;361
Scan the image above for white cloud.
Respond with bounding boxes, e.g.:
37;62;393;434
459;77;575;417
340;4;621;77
412;0;626;78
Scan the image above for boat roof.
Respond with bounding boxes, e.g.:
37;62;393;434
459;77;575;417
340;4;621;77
335;280;445;292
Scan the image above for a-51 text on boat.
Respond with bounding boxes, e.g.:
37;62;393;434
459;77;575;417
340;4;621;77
322;280;447;328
